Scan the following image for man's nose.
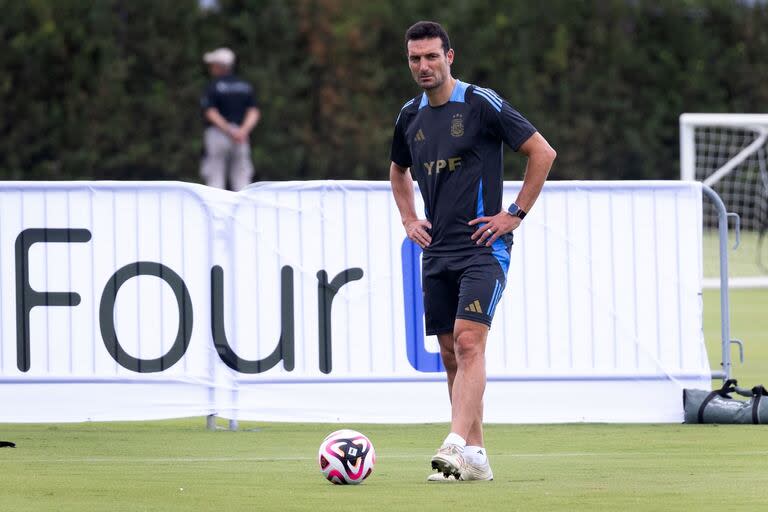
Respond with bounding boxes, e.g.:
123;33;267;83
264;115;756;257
419;59;430;72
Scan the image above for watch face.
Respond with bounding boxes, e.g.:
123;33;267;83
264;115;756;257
508;204;526;219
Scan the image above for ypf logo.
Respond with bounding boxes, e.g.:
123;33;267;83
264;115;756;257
423;157;462;176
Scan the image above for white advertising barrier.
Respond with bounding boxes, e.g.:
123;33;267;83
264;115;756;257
0;180;709;423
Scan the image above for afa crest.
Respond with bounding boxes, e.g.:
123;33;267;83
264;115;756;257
450;114;464;137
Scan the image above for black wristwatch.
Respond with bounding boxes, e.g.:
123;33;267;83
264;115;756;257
506;203;527;220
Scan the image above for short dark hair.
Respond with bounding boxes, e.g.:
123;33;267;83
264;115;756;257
405;21;450;54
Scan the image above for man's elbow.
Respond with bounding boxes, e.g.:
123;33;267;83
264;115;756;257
521;133;556;164
530;145;556;167
534;138;557;165
545;145;557;163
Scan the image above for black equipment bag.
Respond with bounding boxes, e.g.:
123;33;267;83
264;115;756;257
684;379;768;424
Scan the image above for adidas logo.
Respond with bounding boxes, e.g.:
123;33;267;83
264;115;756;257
414;129;426;142
464;300;483;314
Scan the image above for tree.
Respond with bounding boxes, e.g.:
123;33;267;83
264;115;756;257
1;0;766;181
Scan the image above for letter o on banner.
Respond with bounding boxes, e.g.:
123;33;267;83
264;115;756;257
99;262;193;373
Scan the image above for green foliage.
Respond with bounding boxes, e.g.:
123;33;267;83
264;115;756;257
1;0;767;181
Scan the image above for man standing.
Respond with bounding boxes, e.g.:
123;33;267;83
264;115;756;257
389;21;556;481
200;48;261;191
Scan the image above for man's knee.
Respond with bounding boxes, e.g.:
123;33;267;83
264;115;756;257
454;328;484;361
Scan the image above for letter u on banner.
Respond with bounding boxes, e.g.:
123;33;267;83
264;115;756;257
400;238;443;372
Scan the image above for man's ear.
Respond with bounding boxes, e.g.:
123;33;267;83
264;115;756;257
446;48;454;65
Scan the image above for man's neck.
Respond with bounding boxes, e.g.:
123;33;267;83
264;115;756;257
425;76;456;107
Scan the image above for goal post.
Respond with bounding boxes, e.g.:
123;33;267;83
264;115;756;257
680;113;768;288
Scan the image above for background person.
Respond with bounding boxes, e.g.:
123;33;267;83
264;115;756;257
200;47;261;191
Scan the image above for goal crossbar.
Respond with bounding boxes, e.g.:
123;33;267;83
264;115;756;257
680;114;768;181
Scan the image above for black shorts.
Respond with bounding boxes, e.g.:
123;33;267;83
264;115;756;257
422;247;510;335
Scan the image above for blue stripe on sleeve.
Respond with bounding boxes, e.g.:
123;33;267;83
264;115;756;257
476;86;503;103
395;98;415;124
472;89;502;112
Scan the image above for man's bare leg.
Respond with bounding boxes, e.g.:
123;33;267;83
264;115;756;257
438;332;483;447
438;333;457;401
429;332;469;481
430;320;489;479
449;319;488;441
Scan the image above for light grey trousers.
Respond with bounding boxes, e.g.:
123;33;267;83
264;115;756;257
200;126;254;191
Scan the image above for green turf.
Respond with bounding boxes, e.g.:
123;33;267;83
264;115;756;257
703;229;768;278
1;421;768;511
704;288;768;387
0;289;766;511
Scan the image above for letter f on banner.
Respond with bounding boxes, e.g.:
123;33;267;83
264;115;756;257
15;228;92;372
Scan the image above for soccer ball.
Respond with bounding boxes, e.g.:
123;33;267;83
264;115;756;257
318;429;376;485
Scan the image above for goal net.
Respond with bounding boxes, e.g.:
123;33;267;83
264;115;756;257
680;114;768;288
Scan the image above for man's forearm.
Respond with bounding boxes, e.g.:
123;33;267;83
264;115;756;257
390;164;419;224
205;108;233;133
240;108;260;134
514;157;551;212
514;136;556;213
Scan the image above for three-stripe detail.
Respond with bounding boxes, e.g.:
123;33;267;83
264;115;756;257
462;280;504;317
395;98;415;124
472;86;503;112
488;279;503;317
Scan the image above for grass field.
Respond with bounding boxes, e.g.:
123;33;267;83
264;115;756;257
1;289;766;511
703;230;768;279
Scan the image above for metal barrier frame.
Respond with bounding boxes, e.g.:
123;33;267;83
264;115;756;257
702;184;743;381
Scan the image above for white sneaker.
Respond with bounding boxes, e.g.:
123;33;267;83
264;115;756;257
430;443;465;479
459;460;494;481
426;472;459;482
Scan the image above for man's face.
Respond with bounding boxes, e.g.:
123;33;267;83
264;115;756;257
407;37;454;90
208;63;229;77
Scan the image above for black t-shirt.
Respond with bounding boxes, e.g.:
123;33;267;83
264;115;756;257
390;79;537;257
200;75;257;126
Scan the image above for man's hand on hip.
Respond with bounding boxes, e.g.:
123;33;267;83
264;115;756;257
404;218;432;249
469;212;521;247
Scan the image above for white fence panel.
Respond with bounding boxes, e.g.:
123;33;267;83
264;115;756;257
0;180;710;423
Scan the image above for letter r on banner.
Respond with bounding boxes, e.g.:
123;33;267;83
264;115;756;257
400;238;443;373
